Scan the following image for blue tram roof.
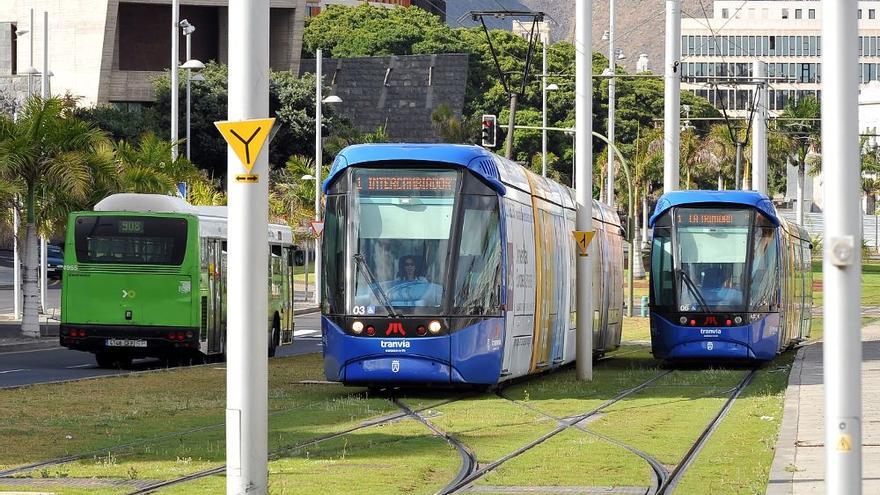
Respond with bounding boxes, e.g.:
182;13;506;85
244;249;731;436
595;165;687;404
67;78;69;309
649;190;779;227
323;144;506;194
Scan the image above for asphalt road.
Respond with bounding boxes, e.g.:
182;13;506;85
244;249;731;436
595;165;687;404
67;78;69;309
0;311;323;388
0;287;61;314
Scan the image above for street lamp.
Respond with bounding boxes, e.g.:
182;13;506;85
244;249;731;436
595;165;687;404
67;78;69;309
300;174;317;303
542;79;559;178
179;19;202;161
170;0;180;160
314;48;342;306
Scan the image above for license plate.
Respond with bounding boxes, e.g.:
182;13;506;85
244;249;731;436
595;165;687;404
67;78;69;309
105;338;148;348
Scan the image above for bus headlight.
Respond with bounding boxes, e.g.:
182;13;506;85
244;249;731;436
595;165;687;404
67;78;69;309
352;321;364;334
428;320;442;334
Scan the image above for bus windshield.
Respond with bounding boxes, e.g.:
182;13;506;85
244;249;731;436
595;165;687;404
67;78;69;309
349;168;458;315
74;215;189;265
675;208;751;311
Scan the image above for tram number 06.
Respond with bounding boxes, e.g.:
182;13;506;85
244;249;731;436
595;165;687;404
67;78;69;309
352;306;367;315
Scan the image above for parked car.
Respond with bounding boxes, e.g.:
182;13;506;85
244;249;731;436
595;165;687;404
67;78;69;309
46;244;64;276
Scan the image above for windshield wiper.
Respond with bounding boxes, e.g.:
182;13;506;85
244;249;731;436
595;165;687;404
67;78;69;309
676;268;711;313
353;253;399;317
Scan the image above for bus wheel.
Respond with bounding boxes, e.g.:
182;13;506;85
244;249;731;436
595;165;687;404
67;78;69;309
268;320;280;358
95;352;131;369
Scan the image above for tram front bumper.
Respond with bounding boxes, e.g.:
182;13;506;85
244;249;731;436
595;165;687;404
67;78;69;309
343;355;452;384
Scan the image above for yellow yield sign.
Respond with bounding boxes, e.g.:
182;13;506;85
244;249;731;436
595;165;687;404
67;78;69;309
215;118;275;180
572;231;596;256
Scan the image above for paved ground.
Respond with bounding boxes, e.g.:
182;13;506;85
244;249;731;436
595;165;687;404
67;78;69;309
767;323;880;494
0;311;322;388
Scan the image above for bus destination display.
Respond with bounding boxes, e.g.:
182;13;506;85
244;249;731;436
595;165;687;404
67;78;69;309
118;220;144;234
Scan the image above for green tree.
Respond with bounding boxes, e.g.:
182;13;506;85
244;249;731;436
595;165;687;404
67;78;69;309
431;104;478;144
779;95;821;219
114;133;201;194
0;97;116;337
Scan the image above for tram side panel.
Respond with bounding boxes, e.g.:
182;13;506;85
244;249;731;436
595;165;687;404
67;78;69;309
500;194;538;380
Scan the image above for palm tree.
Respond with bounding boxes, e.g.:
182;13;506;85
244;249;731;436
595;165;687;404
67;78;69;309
0;97;116;337
115;133;199;194
696;124;738;190
779;95;821;224
632;125;663;248
431;104;479;144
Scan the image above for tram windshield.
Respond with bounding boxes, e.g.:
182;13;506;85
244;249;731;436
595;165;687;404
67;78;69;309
349;168;458;315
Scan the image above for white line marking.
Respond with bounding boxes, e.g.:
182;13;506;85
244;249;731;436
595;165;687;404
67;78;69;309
0;369;27;374
65;363;93;369
293;329;318;336
0;346;63;356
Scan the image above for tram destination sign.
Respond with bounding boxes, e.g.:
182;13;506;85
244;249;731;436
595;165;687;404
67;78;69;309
676;209;750;226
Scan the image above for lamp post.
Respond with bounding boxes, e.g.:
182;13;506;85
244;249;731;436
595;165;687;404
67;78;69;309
542;82;559;177
170;0;180;160
301;174;316;302
314;49;342;306
600;43;625;207
179;20;203;162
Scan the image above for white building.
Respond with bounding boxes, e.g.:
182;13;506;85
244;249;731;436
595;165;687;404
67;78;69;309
681;0;880;117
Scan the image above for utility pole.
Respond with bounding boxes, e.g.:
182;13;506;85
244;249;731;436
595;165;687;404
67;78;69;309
314;49;324;306
663;0;681;193
225;0;270;492
541;33;548;177
575;0;593;381
170;0;180;160
735;142;744;190
751;61;768;195
606;0;616;207
823;0;862;493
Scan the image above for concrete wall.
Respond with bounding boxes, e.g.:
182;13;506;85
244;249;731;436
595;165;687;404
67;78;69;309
300;53;469;143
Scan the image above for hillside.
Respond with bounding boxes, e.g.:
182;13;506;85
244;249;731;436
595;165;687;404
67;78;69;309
448;0;710;72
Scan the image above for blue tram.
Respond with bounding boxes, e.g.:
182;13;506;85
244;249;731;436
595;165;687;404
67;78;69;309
320;144;625;386
648;191;813;361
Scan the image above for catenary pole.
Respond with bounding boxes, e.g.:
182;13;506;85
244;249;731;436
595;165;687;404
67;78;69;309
226;0;270;492
13;204;20;319
751;61;768;195
542;36;548;177
663;0;681;193
39;11;48;314
186;29;192;161
823;0;862;493
606;0;616;207
314;50;323;306
575;0;593;381
170;0;179;160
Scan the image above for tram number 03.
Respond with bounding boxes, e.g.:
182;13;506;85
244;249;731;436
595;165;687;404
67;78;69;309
352;306;367;315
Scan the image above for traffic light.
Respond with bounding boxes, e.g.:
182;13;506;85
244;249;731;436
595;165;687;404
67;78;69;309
481;114;497;148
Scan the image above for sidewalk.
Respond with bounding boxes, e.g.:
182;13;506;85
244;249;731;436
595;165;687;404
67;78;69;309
767;323;880;494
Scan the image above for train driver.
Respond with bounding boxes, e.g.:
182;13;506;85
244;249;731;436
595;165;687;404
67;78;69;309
699;265;742;306
386;255;442;307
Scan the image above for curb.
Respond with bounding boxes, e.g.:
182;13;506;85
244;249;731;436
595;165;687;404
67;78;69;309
0;340;60;354
293;306;320;316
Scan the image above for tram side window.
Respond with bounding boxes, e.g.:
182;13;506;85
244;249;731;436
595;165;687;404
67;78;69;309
323;196;346;314
750;227;779;311
452;196;502;315
651;228;675;307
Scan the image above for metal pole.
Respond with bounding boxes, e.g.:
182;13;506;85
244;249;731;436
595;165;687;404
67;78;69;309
226;0;270;490
39;11;48;314
735;142;743;190
875;211;878;254
752;61;768;195
606;0;616;207
663;0;681;193
186;31;192;161
796;163;805;225
314;50;323;306
823;0;862;492
304;247;310;302
542;38;548;177
575;0;593;381
170;0;180;160
13;204;20;319
27;8;33;95
506;93;518;159
641;195;649;248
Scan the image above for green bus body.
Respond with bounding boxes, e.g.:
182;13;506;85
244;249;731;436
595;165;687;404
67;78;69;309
60;195;294;366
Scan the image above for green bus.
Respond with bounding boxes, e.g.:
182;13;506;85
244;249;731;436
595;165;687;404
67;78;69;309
60;193;295;368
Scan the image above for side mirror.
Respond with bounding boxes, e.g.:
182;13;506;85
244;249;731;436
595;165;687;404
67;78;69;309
294;249;305;266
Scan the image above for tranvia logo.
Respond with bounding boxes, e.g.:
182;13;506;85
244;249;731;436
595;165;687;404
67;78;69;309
380;340;410;349
391;360;400;373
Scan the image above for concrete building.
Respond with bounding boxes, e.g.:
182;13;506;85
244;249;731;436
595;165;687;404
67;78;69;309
681;0;880;117
0;0;306;107
304;0;445;21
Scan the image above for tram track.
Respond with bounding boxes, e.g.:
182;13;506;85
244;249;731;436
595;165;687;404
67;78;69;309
123;393;472;495
439;370;673;495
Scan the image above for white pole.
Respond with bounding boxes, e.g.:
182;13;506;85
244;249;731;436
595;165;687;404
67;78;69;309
314;50;323;306
39;11;49;314
751;61;768;195
13;204;21;319
641;195;649;248
797;161;805;225
663;0;681;193
823;0;862;493
226;0;270;491
542;36;548;177
606;0;616;207
186;31;192;161
27;8;33;95
170;0;180;161
575;0;593;381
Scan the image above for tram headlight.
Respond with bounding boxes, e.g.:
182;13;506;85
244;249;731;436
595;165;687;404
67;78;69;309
428;320;442;334
734;316;743;325
679;316;688;325
352;321;364;334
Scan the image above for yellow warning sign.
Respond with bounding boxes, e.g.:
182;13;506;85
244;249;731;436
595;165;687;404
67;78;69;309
572;231;596;256
214;118;276;172
235;174;259;183
837;434;853;452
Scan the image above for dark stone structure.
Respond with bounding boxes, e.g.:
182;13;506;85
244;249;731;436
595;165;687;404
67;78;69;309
300;53;469;143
